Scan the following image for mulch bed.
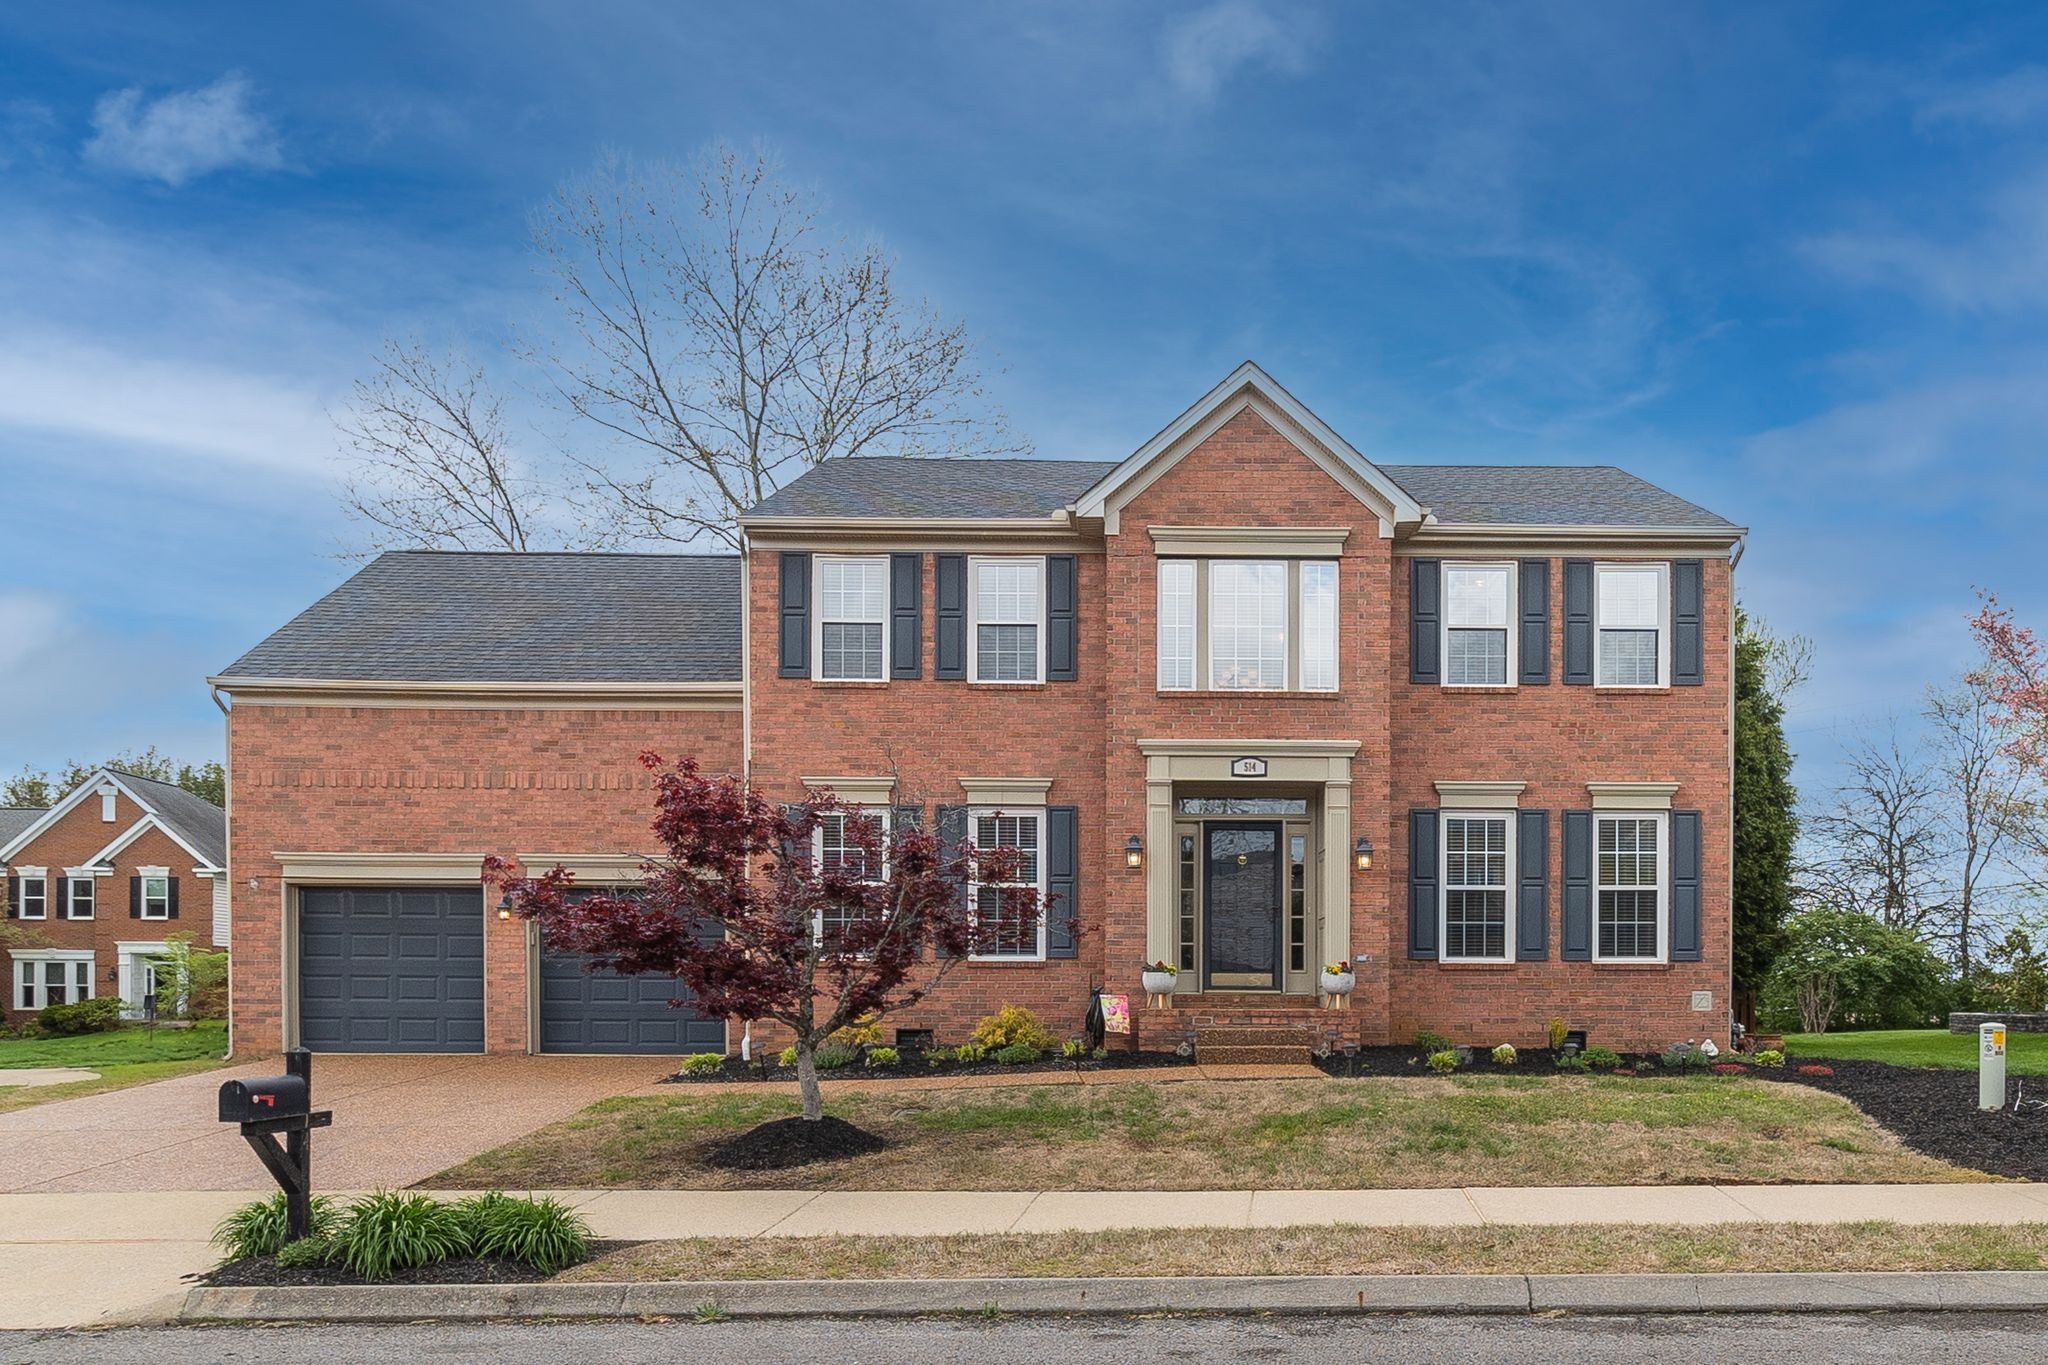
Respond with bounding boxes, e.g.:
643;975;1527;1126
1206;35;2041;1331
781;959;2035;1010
703;1114;889;1169
1751;1059;2048;1183
664;1047;1198;1086
197;1241;632;1288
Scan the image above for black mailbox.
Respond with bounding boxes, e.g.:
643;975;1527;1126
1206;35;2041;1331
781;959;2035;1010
218;1073;310;1123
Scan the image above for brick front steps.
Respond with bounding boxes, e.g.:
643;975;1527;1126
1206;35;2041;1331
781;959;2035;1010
1131;994;1365;1058
1195;1027;1316;1065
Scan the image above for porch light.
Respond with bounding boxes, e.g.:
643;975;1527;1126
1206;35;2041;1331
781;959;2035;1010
1125;835;1145;869
497;891;514;921
1353;836;1374;872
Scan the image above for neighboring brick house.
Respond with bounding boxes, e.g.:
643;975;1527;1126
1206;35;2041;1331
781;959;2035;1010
214;362;1741;1059
2;769;228;1023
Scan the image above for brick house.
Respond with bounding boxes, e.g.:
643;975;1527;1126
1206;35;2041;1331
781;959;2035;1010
213;362;1741;1058
2;769;229;1023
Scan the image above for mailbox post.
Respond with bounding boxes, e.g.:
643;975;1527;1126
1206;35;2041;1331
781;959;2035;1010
218;1048;333;1239
1981;1023;2008;1112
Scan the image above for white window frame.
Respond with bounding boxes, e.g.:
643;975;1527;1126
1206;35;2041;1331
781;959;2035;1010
1208;558;1291;692
64;870;95;920
1592;810;1668;963
812;807;890;950
1593;561;1670;689
967;806;1047;962
1159;558;1341;694
812;554;890;683
14;867;47;920
1441;562;1517;689
13;950;93;1011
1157;558;1197;691
967;556;1046;685
1439;811;1514;964
140;868;172;922
1299;560;1339;693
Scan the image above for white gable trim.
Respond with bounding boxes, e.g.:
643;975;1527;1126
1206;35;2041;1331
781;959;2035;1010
0;768;163;863
84;814;223;874
1073;362;1429;537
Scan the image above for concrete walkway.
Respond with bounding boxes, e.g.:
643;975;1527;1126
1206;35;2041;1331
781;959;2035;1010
8;1182;2047;1330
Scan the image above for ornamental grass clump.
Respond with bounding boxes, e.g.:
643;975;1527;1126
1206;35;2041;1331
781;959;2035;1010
454;1192;591;1275
329;1191;469;1281
211;1191;342;1262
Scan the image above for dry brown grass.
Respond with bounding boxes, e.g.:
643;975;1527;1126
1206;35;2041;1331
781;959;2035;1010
426;1075;1979;1192
562;1220;2048;1282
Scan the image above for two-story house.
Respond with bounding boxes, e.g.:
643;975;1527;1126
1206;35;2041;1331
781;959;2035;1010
213;363;1740;1058
2;768;229;1023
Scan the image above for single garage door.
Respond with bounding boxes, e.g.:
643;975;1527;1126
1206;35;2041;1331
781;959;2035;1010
298;887;484;1053
538;948;725;1055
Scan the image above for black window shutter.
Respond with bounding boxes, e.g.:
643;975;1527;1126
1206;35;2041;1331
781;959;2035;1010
53;875;67;918
130;874;143;920
1046;805;1079;958
166;877;180;920
1671;810;1703;961
1563;560;1594;686
778;552;812;678
889;553;922;679
1408;809;1439;959
1409;559;1440;684
934;804;968;956
5;874;16;918
934;555;967;680
1519;559;1551;685
1672;560;1704;686
778;803;808;870
1561;811;1592;960
1516;810;1549;961
1046;555;1078;682
892;803;923;832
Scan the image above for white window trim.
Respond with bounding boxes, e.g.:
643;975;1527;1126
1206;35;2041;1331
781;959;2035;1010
1441;561;1518;689
967;806;1048;962
967;555;1047;685
1439;810;1515;964
1593;561;1671;689
63;868;95;920
812;806;890;951
1592;809;1668;964
14;867;47;920
98;785;118;823
1207;558;1291;693
12;949;94;1011
139;867;172;922
812;554;890;683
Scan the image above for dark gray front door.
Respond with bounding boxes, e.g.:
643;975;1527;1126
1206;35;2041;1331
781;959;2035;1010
538;949;725;1055
1204;822;1282;990
298;887;484;1053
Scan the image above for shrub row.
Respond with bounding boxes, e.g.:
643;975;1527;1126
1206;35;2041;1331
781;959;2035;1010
212;1189;591;1278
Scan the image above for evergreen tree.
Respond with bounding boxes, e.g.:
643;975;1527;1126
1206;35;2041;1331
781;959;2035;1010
1733;607;1802;1026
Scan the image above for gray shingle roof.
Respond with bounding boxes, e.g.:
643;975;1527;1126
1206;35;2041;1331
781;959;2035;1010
741;457;1734;530
217;552;743;685
112;771;226;868
0;808;46;847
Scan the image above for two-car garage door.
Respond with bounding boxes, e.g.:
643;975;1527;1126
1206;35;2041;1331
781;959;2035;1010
298;886;723;1055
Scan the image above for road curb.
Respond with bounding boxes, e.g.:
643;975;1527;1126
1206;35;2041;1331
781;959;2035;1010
179;1271;2048;1322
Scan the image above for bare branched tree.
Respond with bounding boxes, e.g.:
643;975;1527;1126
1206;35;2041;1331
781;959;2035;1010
337;341;545;555
526;144;1023;550
1925;681;2037;976
1801;724;1952;942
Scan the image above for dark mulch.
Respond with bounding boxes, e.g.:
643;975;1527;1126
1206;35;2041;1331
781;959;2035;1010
703;1114;889;1170
1314;1045;1598;1078
664;1047;1197;1086
1750;1058;2048;1182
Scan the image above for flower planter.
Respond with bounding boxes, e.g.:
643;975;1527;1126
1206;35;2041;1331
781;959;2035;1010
1320;971;1355;1010
1141;970;1178;1008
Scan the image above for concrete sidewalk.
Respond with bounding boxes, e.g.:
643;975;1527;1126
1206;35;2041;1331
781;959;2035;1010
7;1181;2047;1329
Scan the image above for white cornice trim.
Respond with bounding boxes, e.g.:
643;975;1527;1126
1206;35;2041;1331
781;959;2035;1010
84;815;222;874
275;851;490;882
800;775;897;804
1397;525;1743;557
1434;780;1527;809
1147;525;1352;558
1136;738;1362;757
0;768;170;863
518;853;652;884
1588;781;1681;810
958;777;1056;808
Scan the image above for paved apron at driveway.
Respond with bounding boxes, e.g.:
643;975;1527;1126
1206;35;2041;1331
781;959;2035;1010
0;1054;676;1194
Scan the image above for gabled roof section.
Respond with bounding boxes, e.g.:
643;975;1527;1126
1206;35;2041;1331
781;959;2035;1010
0;768;224;867
742;459;1115;522
1383;465;1736;531
1073;362;1428;535
85;813;222;873
0;808;47;849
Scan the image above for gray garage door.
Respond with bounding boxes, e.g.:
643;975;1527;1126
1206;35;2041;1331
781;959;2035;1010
298;887;484;1053
538;948;724;1055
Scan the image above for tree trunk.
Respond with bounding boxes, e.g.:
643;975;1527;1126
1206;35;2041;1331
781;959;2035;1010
795;1041;823;1121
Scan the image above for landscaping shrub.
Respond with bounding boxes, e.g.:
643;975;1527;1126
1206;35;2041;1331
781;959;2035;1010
1414;1029;1453;1056
1060;1040;1088;1059
329;1192;468;1281
952;1042;987;1064
1661;1043;1711;1071
212;1191;342;1262
829;1015;885;1049
1426;1049;1460;1075
1754;1049;1785;1068
37;996;124;1036
1797;1063;1835;1077
993;1043;1041;1065
274;1236;333;1269
813;1044;858;1070
865;1046;900;1068
1711;1062;1749;1075
1546;1018;1569;1051
1554;1053;1590;1073
777;1045;799;1067
1581;1045;1624;1071
1491;1044;1517;1066
454;1192;591;1274
679;1051;725;1075
1760;907;1947;1033
970;1005;1059;1053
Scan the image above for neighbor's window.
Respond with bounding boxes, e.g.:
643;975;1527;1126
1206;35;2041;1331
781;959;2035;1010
969;808;1044;960
67;877;94;920
815;556;888;682
970;557;1044;683
1441;814;1511;962
14;872;46;920
14;956;91;1011
1595;813;1664;961
1157;559;1197;690
141;875;172;921
1595;563;1667;688
1444;563;1513;687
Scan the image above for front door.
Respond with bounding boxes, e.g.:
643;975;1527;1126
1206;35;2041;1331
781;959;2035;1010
1203;822;1283;990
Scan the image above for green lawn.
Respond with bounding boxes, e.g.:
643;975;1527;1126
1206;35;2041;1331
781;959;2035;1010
1784;1028;2048;1075
0;1020;230;1113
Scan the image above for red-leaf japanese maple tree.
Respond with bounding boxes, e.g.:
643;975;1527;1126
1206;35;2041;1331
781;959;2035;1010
1973;594;2048;778
486;754;1051;1122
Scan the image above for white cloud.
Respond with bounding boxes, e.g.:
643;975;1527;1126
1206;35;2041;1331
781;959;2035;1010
0;591;65;677
1802;169;2048;311
1912;64;2048;130
1161;0;1311;103
83;72;283;186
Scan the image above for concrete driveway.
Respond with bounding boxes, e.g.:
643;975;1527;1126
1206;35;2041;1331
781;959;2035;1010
0;1053;675;1194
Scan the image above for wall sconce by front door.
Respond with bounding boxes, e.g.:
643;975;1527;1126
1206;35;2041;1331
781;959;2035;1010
1353;836;1374;872
1125;835;1145;870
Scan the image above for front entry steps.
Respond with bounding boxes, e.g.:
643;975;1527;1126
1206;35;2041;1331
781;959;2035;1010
1195;1025;1316;1066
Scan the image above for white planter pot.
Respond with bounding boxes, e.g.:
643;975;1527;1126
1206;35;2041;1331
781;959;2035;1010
1321;972;1355;997
1140;971;1178;998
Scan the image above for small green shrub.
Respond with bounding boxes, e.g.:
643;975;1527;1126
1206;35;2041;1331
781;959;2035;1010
776;1045;799;1067
679;1051;725;1075
829;1015;885;1048
1554;1052;1591;1073
1661;1043;1710;1071
1754;1048;1785;1068
37;996;125;1036
212;1192;342;1262
1547;1017;1569;1051
814;1044;858;1070
1491;1044;1518;1066
865;1046;900;1068
994;1043;1041;1065
455;1192;591;1274
329;1192;469;1281
971;1005;1059;1052
1426;1049;1460;1075
273;1235;333;1269
1061;1040;1087;1059
1582;1045;1624;1071
1414;1029;1453;1056
952;1042;988;1064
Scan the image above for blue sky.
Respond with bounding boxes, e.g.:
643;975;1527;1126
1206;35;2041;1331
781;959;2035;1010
2;2;2046;794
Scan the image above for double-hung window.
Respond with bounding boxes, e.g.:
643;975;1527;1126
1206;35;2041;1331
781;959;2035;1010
13;952;91;1011
1157;559;1339;692
1443;563;1513;686
1595;563;1668;687
814;556;888;681
141;874;172;921
814;808;888;949
66;874;94;920
13;869;46;920
1440;813;1512;962
1595;812;1664;961
970;557;1044;683
968;808;1045;960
